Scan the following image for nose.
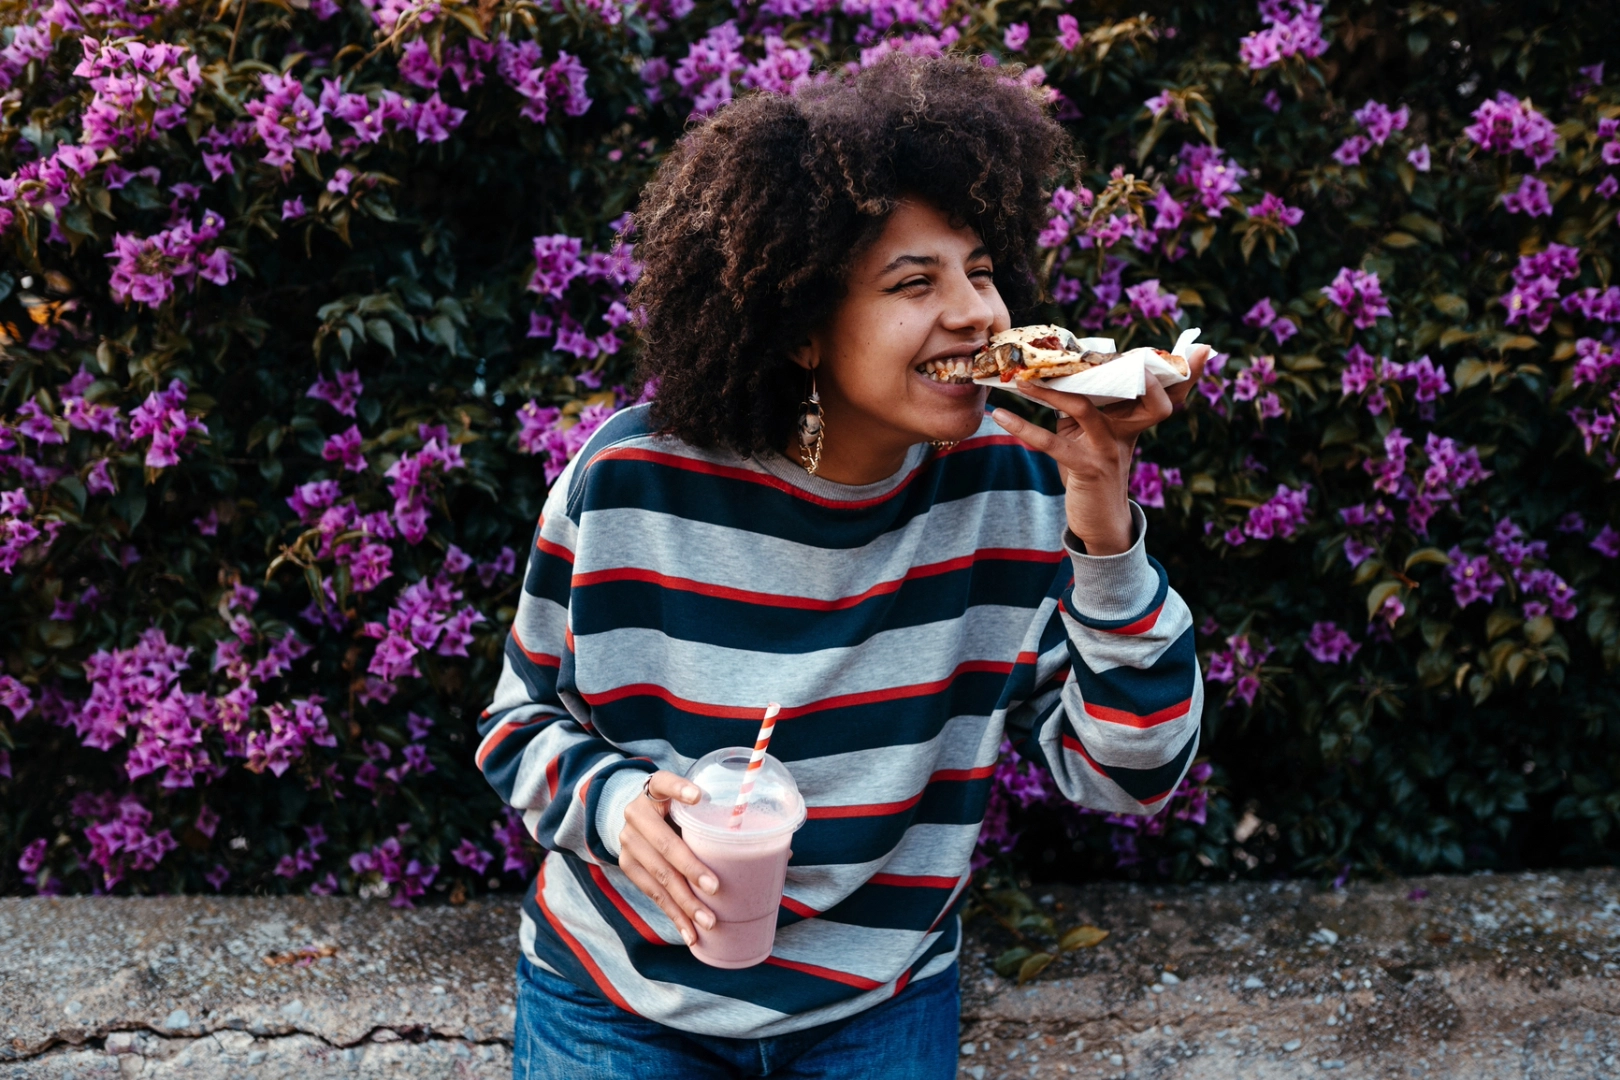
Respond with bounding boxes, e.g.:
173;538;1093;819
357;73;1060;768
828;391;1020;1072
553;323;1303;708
939;266;995;337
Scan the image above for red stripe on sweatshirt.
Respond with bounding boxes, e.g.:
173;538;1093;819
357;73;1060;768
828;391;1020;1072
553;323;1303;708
588;865;664;945
580;660;1016;719
533;520;574;564
780;894;820;919
1060;734;1173;805
571;548;1063;612
534;861;639;1014
1083;696;1192;730
869;872;963;889
1101;603;1163;636
804;765;995;820
510;626;562;669
762;955;884;991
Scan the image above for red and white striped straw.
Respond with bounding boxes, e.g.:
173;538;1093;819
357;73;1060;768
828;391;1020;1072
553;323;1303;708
729;703;781;828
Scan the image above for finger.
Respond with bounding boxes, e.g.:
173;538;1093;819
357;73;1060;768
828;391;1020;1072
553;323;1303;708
623;829;717;930
991;406;1071;460
646;769;702;805
619;849;698;945
1166;345;1211;411
1140;374;1175;427
1013;380;1111;433
622;802;719;896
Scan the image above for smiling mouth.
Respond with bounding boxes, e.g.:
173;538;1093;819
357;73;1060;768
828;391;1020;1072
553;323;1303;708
916;357;976;384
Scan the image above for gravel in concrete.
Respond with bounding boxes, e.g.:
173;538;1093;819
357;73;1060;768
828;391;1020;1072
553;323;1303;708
2;870;1616;1078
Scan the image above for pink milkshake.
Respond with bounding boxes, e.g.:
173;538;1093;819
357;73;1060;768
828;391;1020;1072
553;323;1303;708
672;748;806;969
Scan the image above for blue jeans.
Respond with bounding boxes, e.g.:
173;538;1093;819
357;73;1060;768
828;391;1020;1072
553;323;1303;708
512;955;960;1079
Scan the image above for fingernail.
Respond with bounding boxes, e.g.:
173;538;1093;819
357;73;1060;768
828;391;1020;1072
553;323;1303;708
682;786;700;801
696;911;715;930
699;874;718;895
992;409;1014;426
681;928;695;946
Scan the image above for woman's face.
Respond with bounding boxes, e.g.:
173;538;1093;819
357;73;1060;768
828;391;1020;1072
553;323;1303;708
796;198;1009;472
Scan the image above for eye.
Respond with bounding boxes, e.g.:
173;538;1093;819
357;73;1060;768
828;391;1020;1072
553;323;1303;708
971;267;996;282
887;276;932;293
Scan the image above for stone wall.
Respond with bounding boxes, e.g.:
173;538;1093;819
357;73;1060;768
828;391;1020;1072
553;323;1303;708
3;869;1616;1079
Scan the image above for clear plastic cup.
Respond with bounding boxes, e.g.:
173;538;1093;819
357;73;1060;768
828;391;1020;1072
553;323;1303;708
671;748;806;969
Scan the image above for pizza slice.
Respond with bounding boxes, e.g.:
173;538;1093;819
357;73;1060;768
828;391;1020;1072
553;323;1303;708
967;324;1191;384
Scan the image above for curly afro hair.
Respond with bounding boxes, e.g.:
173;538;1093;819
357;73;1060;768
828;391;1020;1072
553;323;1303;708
630;53;1076;456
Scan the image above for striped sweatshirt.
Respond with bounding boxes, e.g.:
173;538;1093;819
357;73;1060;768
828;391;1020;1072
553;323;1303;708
476;404;1202;1038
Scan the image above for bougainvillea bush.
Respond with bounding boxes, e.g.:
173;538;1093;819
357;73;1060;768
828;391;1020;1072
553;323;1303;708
3;0;1618;899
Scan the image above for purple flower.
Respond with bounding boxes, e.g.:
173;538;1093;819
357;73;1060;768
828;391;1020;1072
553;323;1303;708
307;370;363;417
452;839;494;875
1464;92;1560;167
1244;298;1277;328
18;837;48;874
1057;15;1083;51
1149;187;1186;232
1126;279;1181;321
1239;1;1328;72
1407;144;1432;172
1344;537;1377;567
1592;525;1620;559
1446;548;1505;607
1003;23;1030;52
1174;144;1248;215
1129;461;1182;509
1233;354;1278;402
322;425;368;472
1502;174;1553;217
1333;135;1372;166
128;380;206;468
1597;175;1619;200
1352;100;1410;145
528;235;586;299
1305;621;1359;664
1247;191;1304;227
1323;267;1392;329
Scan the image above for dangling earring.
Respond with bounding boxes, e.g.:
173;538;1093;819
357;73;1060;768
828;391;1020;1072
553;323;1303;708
797;368;825;476
930;439;959;452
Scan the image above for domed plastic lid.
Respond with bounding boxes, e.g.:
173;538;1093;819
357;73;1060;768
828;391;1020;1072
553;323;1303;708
671;748;806;840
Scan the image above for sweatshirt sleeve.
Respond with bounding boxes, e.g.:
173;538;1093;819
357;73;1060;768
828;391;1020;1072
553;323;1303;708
474;466;655;866
1013;502;1203;815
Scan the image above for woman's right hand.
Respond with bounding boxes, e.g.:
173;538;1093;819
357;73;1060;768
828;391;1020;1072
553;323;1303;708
618;770;719;947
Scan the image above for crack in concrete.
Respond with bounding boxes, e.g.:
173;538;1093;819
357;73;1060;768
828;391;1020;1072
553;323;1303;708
6;1023;513;1064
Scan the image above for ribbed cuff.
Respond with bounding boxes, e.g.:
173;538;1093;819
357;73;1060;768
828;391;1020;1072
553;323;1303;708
593;767;655;862
1064;502;1159;622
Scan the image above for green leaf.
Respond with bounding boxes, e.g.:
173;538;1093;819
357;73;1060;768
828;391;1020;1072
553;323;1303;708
54;475;87;513
1367;580;1403;621
1396;213;1444;244
1016;952;1054;984
993;947;1033;978
1382;231;1421;249
1404;547;1453;570
366;319;396;356
1059;925;1110;951
1498;335;1540;352
1431;293;1469;319
1486;609;1522;642
1453;358;1493;388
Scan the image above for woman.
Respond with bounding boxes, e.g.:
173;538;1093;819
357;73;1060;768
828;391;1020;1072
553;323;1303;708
478;53;1209;1079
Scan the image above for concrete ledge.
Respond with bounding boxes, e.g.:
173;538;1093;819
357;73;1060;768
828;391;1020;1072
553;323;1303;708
2;869;1617;1079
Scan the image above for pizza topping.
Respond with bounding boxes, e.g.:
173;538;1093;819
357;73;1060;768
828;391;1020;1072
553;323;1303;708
1028;335;1063;351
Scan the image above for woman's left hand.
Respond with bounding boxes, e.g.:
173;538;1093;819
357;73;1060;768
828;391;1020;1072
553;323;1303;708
990;345;1211;557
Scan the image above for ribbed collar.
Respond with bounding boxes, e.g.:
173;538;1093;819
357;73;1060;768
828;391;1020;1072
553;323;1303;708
751;442;930;504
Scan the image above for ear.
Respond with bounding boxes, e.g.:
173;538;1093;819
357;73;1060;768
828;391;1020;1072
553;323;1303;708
788;337;819;372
